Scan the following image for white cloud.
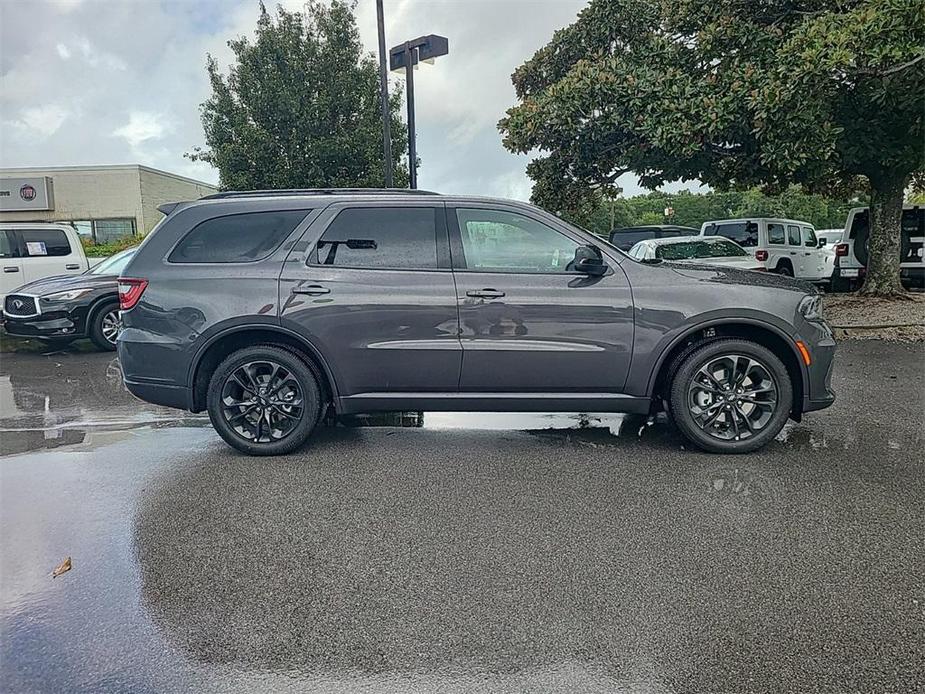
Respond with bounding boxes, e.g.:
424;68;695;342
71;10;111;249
4;104;70;138
55;43;71;59
113;112;170;148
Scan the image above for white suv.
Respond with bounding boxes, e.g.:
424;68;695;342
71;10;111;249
0;223;90;300
833;205;924;289
700;218;830;282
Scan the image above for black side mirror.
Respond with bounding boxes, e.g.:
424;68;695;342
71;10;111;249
573;245;607;276
817;239;826;248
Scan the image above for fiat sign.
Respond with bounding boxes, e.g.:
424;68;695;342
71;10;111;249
0;177;55;211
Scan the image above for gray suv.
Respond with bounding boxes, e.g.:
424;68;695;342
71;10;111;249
117;189;835;455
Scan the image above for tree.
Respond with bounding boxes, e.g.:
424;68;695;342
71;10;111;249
188;1;409;190
500;0;924;295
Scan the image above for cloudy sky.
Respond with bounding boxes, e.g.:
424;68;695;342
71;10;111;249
0;0;693;199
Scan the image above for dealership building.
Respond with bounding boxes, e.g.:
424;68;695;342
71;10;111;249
0;165;217;243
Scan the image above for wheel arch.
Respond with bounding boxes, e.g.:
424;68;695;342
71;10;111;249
86;292;121;329
187;325;338;413
649;319;807;418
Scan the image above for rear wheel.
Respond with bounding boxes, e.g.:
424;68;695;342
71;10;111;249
89;301;121;351
207;345;321;456
669;339;792;453
776;262;794;277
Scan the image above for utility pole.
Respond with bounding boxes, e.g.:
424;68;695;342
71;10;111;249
375;0;393;187
403;42;418;189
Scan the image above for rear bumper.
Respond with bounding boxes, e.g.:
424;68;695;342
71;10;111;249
123;378;193;411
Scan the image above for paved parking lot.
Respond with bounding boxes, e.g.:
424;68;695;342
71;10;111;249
1;339;923;693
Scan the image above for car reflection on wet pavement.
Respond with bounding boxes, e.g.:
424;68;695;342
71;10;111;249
1;340;923;693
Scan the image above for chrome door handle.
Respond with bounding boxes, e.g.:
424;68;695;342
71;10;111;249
3;267;19;273
65;264;80;270
466;289;505;299
292;284;330;296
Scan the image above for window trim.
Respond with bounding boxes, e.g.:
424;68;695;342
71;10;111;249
305;204;451;273
447;204;595;275
166;209;312;265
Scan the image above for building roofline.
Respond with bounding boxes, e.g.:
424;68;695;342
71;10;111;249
0;164;217;189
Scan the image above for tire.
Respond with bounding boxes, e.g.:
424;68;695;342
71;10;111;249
669;338;793;454
207;345;322;456
89;300;121;352
775;262;794;277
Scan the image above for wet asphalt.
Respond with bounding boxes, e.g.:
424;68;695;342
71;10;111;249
0;339;923;693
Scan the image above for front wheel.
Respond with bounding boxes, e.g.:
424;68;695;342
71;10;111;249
669;339;793;454
207;345;322;456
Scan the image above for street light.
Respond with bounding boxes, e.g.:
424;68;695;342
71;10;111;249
390;34;449;189
375;0;393;188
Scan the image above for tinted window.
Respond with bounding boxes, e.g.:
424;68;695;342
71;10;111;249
456;208;579;273
901;208;923;236
0;231;16;258
714;222;758;248
20;229;71;257
610;229;656;250
802;226;817;247
313;207;437;269
787;225;801;245
89;248;136;275
849;211;869;240
169;210;306;263
655;239;748;260
768;223;786;245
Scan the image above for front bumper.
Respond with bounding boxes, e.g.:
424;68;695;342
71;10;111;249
1;309;88;340
800;324;836;414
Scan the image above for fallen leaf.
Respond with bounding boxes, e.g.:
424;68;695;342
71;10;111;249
52;557;72;578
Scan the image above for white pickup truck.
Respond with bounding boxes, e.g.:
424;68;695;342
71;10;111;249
0;223;90;300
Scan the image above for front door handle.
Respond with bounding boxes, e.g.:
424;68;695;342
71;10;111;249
466;289;505;299
65;264;80;270
3;267;19;273
292;284;330;296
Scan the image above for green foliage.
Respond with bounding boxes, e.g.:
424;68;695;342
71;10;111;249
189;1;408;190
500;0;924;293
80;236;138;257
566;187;859;236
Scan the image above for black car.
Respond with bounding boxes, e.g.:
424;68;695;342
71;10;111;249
609;225;700;251
117;189;836;457
2;247;136;351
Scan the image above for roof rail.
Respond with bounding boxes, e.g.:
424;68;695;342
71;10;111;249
200;188;440;200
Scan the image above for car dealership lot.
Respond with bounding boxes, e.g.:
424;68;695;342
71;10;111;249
1;340;922;693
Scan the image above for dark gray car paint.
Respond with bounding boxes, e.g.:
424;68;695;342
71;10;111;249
118;193;836;418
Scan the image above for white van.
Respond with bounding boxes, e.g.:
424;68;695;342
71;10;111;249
699;218;830;282
0;223;90;300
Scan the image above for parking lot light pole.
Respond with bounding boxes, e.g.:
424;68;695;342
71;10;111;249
375;0;393;188
390;34;449;189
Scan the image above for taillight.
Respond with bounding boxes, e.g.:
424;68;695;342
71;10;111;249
834;243;848;257
118;278;148;310
755;250;768;262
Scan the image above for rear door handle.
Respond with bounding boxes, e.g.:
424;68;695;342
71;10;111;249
3;267;19;273
292;284;330;296
466;289;505;299
65;264;80;270
790;251;797;255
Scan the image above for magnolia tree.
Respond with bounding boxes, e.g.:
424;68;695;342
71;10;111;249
500;0;924;295
189;1;409;190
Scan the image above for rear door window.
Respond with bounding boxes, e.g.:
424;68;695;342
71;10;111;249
19;229;71;257
767;223;786;245
312;207;438;269
169;210;307;263
787;225;801;246
714;222;758;248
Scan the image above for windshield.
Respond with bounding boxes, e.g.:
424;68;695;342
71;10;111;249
655;239;747;260
87;248;136;275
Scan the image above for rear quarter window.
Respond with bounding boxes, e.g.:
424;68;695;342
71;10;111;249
168;210;308;263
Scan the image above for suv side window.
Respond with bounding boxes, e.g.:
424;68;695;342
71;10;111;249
802;226;817;247
455;208;580;273
169;210;307;263
714;222;758;248
0;230;18;258
312;207;438;269
19;229;71;257
787;225;801;245
768;223;786;245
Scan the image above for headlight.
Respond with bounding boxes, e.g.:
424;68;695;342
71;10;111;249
798;294;824;322
42;288;93;302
